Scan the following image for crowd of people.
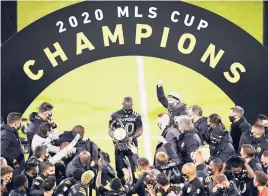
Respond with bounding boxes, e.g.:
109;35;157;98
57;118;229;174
1;79;268;196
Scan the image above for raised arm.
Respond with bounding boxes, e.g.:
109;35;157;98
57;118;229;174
156;80;168;108
96;159;103;188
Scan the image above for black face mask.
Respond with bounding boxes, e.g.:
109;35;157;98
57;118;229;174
16;123;21;131
44;155;49;161
32;171;38;178
48;174;56;180
229;116;236;123
207;168;213;176
123;108;132;113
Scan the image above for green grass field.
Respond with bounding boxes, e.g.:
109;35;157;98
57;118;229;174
16;0;263;174
21;56;234;163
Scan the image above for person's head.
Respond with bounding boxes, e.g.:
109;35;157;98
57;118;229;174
261;151;268;167
43;176;56;194
188;105;203;122
251;124;265;139
214;174;230;189
228;156;243;176
79;151;91;166
41;161;55;177
122;97;133;111
240;144;255;161
156;173;170;189
209;158;223;175
207;113;225;130
72;125;85;140
72;169;84;182
7;112;22;130
194;146;210;164
209;127;227;145
25;161;39;178
167;92;180;106
1;166;13;184
37;122;51;138
254;171;268;188
13;174;28;191
110;178;122;191
157;114;170;131
182;163;196;181
35;145;49;161
254;114;268;127
155;152;169;165
38;102;53;121
0;157;7;167
137;157;150;172
81;170;95;187
174;115;194;133
229;106;244;123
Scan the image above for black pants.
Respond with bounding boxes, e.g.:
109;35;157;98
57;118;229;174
115;148;135;180
27;133;34;157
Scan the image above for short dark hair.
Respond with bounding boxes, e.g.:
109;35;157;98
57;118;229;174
1;166;13;177
211;158;223;172
137;158;150;168
254;114;268;123
37;123;51;138
72;169;84;181
241;144;255;158
263;151;268;158
43;176;56;191
34;145;47;158
25;161;38;172
40;161;54;172
156;173;169;186
208;113;225;130
38;102;53;113
255;171;268;186
7;112;22;125
72;125;84;132
189;105;203;116
110;178;122;191
13;175;27;188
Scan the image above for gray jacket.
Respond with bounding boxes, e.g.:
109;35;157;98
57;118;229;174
66;155;91;177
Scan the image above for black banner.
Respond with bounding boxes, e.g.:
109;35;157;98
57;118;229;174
1;1;268;121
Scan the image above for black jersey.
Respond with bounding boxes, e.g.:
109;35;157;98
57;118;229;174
54;177;76;196
109;109;142;137
155;161;182;184
97;184;131;196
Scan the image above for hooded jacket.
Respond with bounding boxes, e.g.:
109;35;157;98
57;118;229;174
157;86;188;125
1;124;25;167
26;112;45;138
66;155;92;177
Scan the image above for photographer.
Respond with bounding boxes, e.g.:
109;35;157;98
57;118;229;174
155;136;182;184
27;102;56;157
96;157;133;195
156;80;187;125
147;173;183;196
223;155;255;195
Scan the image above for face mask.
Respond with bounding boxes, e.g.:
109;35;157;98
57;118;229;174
182;173;189;180
233;172;242;179
229;115;236;123
32;171;38;178
44;155;49;161
16;123;21;130
48;174;56;179
207;168;213;176
123;108;132;113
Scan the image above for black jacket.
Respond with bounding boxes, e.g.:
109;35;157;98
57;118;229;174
157;86;188;125
210;182;241;196
194;117;209;144
177;129;202;164
1;124;25;168
239;132;268;160
26;113;45;139
230;117;251;153
9;189;27;196
210;139;236;162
